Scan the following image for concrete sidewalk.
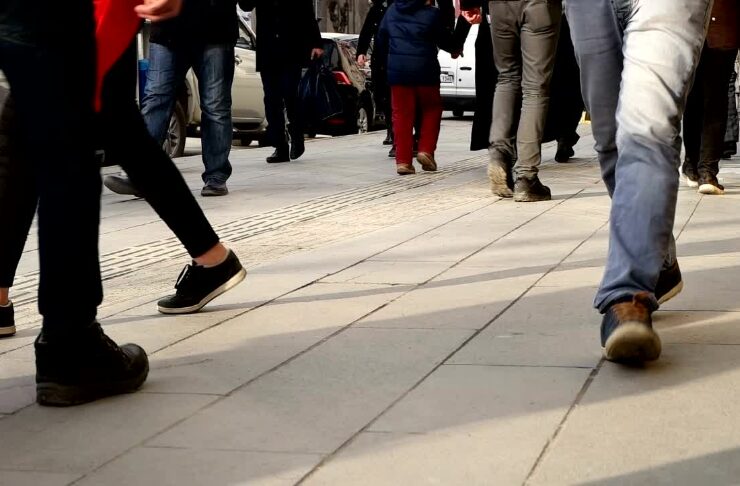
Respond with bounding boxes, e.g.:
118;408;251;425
2;117;740;485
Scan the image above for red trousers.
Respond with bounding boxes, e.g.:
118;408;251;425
391;85;443;164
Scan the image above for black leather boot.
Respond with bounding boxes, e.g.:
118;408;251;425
266;144;290;163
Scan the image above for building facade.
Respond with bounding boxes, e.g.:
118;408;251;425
316;0;372;34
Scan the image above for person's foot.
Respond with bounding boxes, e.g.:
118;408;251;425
488;160;513;198
655;260;683;305
698;174;725;195
201;182;229;197
601;292;661;363
514;176;551;202
681;161;699;188
388;145;396;158
383;129;393;146
35;322;149;406
158;250;246;314
416;152;437;172
396;163;415;175
0;301;15;338
290;138;305;160
554;142;575;163
104;175;142;198
722;141;737;159
267;145;290;163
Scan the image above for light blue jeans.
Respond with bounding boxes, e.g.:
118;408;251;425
565;0;713;312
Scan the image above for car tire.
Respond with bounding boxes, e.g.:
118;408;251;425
164;102;187;158
452;109;464;118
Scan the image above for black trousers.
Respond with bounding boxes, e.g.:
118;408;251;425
683;45;738;178
260;67;303;148
0;1;101;334
0;39;219;332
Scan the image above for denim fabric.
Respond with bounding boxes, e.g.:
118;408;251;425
566;0;713;312
141;42;234;185
488;0;562;179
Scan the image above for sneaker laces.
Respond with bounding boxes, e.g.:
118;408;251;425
174;264;197;293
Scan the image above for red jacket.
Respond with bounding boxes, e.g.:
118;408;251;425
94;0;142;110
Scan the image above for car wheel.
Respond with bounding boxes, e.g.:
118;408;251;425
452;109;464;118
163;102;187;158
356;106;370;134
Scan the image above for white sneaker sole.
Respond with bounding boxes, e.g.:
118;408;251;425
0;325;16;337
603;322;662;363
657;280;684;305
158;268;247;315
685;178;699;188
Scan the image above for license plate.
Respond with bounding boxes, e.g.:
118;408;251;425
440;73;454;84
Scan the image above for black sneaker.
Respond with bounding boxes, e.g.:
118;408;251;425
601;293;661;363
104;175;142;198
0;302;16;337
290;138;305;160
158;250;246;314
201;183;229;197
388;145;396;158
655;260;683;305
514;176;551;202
35;322;149;406
698;174;725;195
554;142;575;163
267;145;290;163
488;160;513;198
383;129;393;146
681;160;699;188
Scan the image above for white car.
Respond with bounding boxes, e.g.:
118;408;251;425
439;23;478;117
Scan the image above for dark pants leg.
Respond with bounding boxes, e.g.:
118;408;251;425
0;0;102;334
391;85;417;164
191;44;235;185
103;43;220;258
725;66;738;149
0;96;37;288
261;67;302;148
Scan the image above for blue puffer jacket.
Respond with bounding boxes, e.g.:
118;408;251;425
376;0;457;86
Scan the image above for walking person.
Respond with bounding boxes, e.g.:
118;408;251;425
465;0;561;202
107;0;245;197
0;0;179;407
240;0;324;164
377;0;462;176
467;0;711;363
682;1;740;195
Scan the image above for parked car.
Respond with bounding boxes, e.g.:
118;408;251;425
308;33;380;136
439;23;478;117
140;17;267;158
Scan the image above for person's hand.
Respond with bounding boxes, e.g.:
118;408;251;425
461;8;482;24
135;0;183;21
311;48;325;60
357;54;368;67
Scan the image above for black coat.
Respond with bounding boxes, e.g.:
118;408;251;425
150;0;242;48
240;0;323;72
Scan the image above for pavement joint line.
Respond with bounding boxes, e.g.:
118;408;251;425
65;197;507;485
139;444;323;456
442;363;597;370
523;364;603;486
293;188;603;485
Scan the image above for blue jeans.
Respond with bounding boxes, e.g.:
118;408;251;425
141;42;235;185
565;0;712;312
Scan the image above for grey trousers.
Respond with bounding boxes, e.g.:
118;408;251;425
488;0;561;179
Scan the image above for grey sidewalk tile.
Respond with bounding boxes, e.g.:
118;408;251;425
0;393;217;474
356;266;540;330
660;255;740;312
321;261;453;285
0;349;36;414
303;366;588;485
75;447;320;486
0;471;80;486
149;328;472;454
529;344;740;485
147;282;410;395
448;285;602;368
655;310;740;345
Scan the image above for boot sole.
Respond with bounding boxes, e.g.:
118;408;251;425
417;153;437;172
37;364;149;407
685;178;699;188
0;325;16;337
514;193;552;202
603;322;662;363
103;178;142;198
488;164;512;198
158;268;247;315
397;166;416;175
657;280;683;305
698;184;724;195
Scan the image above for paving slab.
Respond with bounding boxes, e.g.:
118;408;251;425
305;365;590;485
0;471;80;486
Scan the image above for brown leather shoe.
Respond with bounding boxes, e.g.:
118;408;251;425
601;292;661;363
397;163;416;175
417;152;437;172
